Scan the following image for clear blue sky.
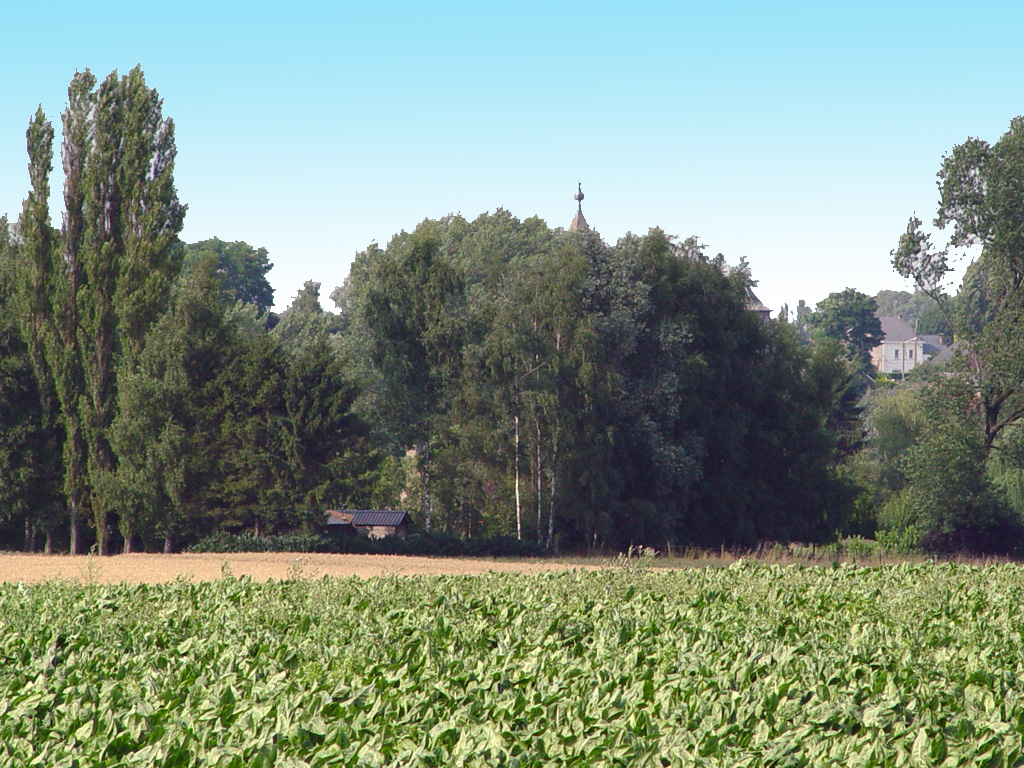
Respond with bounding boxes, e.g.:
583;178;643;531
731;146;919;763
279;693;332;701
2;1;1022;314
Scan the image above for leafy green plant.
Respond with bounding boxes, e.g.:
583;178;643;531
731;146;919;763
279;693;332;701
877;525;921;555
838;535;880;558
5;564;1024;765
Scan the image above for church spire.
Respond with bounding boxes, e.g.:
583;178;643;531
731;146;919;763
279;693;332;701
569;182;589;232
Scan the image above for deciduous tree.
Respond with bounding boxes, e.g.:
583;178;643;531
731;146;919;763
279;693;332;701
14;68;185;553
807;288;883;370
183;237;274;313
347;226;466;531
893;116;1024;453
0;222;64;551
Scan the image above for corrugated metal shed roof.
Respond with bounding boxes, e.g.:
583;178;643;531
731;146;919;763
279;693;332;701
351;510;410;528
324;510;355;525
325;510;411;527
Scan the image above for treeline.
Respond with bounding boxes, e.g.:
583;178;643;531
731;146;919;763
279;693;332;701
859;116;1024;554
0;70;862;554
332;217;856;550
16;67;1004;555
0;69;375;554
788;116;1024;556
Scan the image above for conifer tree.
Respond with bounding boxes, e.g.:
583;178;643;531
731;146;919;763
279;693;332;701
1;216;62;551
111;255;229;552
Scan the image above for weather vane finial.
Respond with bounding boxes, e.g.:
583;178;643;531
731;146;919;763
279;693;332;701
574;182;584;210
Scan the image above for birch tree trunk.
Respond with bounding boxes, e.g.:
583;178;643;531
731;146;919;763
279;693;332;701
423;438;432;532
514;411;522;540
535;417;543;545
546;441;557;551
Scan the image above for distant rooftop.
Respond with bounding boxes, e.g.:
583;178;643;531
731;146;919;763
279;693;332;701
878;315;917;343
746;289;769;313
324;509;410;527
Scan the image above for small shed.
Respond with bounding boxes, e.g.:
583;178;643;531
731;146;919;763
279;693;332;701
324;510;411;540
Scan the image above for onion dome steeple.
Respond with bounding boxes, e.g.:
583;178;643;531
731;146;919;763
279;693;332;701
569;182;589;232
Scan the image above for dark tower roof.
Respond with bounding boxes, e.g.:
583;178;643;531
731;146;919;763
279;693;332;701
569;182;589;231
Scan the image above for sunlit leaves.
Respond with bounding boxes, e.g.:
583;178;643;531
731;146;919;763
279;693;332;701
3;565;1024;765
892;216;950;296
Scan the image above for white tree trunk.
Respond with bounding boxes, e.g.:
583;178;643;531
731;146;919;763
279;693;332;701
514;412;521;540
547;445;557;551
423;438;432;532
535;418;543;545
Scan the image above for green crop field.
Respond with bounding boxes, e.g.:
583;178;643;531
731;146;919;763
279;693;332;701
3;562;1024;767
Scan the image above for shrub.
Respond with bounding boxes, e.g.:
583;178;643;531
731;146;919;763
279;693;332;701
838;536;880;558
901;392;1024;555
187;530;546;558
876;526;921;555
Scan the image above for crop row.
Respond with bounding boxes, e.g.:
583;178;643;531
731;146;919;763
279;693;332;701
2;563;1024;766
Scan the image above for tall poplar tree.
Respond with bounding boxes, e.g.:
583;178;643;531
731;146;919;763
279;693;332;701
14;109;79;551
55;73;95;553
16;68;185;553
75;68;185;552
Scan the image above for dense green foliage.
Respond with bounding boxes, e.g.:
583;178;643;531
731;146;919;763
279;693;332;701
0;74;879;554
7;68;188;554
0;70;870;553
14;69;1024;555
4;564;1024;766
806;288;882;371
0;69;373;554
336;217;855;549
183;238;275;315
0;237;62;551
869;116;1024;552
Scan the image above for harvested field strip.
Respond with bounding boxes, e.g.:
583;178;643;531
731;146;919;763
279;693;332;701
3;563;1024;765
0;552;598;584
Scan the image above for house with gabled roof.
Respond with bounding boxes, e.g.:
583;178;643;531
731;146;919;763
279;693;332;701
871;315;947;376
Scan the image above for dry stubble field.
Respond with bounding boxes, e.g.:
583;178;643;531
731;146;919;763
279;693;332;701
0;551;601;583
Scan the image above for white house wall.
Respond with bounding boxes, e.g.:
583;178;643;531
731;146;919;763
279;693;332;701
874;340;925;375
